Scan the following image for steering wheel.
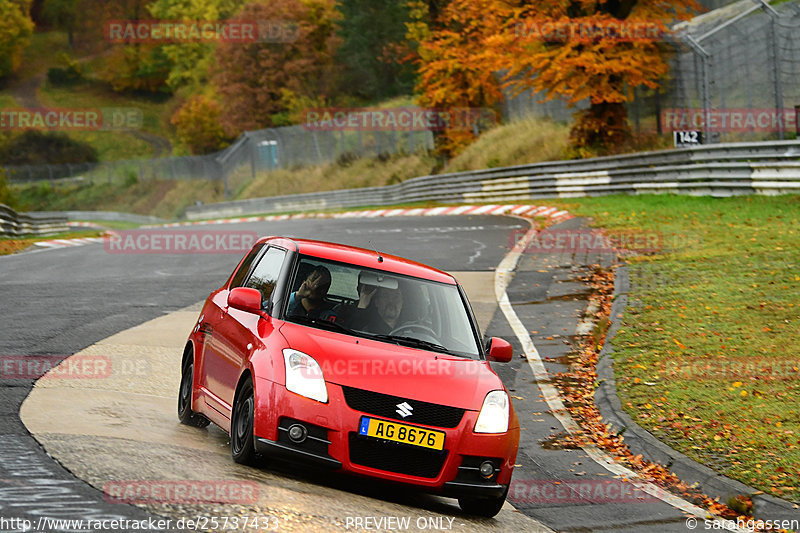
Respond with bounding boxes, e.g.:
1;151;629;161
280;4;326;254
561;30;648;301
389;323;440;344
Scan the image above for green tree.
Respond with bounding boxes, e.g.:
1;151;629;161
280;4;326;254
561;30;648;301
335;0;415;101
148;0;247;90
0;0;34;78
97;0;172;93
41;0;78;47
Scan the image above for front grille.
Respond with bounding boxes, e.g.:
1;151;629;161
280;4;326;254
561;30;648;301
342;386;465;428
348;433;447;478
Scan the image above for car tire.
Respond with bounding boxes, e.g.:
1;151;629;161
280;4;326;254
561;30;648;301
457;484;508;518
178;357;210;428
231;377;257;465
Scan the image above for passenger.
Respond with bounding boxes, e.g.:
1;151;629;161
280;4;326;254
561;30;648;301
287;265;336;320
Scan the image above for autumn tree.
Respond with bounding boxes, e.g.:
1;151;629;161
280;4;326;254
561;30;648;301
171;94;233;154
92;0;171;92
0;0;34;79
410;0;505;157
416;0;700;155
213;0;340;134
148;0;247;91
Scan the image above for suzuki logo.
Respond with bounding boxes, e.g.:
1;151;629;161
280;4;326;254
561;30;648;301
396;402;413;418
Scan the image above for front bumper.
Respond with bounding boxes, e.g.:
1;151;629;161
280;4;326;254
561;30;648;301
253;377;519;497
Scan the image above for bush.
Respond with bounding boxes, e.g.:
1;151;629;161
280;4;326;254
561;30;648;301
46;53;84;86
0;168;18;208
171;95;233;155
0;131;98;165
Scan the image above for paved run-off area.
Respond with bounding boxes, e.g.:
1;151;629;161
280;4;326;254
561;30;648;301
20;276;550;533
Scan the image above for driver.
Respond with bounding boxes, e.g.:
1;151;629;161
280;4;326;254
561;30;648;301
374;286;403;330
362;286;403;334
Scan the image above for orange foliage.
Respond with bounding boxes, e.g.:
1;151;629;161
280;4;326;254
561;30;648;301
416;0;701;154
171;95;232;155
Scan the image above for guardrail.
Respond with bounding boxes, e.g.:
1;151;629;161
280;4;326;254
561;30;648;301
0;204;69;237
27;211;166;224
184;140;800;220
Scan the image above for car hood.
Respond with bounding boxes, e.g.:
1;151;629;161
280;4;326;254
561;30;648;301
279;324;503;410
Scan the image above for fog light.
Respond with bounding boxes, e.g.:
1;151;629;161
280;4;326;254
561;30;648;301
288;424;307;443
479;461;495;479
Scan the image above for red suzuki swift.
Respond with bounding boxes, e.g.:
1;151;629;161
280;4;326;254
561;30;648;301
179;236;519;517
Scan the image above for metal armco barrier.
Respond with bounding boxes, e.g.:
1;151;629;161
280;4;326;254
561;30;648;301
0;204;69;237
184;140;800;220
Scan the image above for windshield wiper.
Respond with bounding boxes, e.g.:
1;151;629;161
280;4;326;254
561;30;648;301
370;334;452;355
290;315;356;335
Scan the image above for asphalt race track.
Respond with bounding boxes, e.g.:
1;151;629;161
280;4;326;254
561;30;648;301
1;215;704;532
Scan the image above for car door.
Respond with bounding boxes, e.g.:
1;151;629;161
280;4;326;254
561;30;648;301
204;246;287;416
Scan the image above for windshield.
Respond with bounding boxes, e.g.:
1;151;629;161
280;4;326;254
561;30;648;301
284;256;481;358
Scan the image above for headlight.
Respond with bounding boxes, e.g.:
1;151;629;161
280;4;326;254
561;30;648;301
282;349;328;403
474;390;509;433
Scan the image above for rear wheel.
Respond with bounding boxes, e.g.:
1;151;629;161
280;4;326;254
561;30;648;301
178;357;210;428
231;377;256;465
457;484;509;518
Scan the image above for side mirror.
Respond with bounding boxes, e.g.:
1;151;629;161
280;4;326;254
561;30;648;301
228;287;262;314
486;337;513;363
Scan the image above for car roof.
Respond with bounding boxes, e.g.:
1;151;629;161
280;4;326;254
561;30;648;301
260;236;457;285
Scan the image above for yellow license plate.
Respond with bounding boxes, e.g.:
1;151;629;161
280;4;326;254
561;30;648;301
358;417;445;451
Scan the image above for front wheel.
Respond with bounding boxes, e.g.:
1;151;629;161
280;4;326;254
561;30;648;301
178;358;210;428
231;378;257;465
457;484;508;518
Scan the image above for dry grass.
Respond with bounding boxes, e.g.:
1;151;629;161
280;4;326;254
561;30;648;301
13;115;572;218
237;117;570;200
236;152;439;199
445;117;571;172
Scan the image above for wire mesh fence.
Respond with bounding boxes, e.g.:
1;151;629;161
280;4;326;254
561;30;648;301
3;120;435;195
503;0;800;144
5;2;797;193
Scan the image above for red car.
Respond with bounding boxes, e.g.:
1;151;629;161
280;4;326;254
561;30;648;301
178;236;519;517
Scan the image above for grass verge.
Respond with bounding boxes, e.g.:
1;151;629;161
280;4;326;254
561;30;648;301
545;194;800;500
13;117;570;218
39;82;174;161
14;178;223;220
0;229;106;256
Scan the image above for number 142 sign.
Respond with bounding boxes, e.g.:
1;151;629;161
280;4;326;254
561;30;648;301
673;130;703;147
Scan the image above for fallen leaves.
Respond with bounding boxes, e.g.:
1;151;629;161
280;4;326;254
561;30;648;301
548;265;754;525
